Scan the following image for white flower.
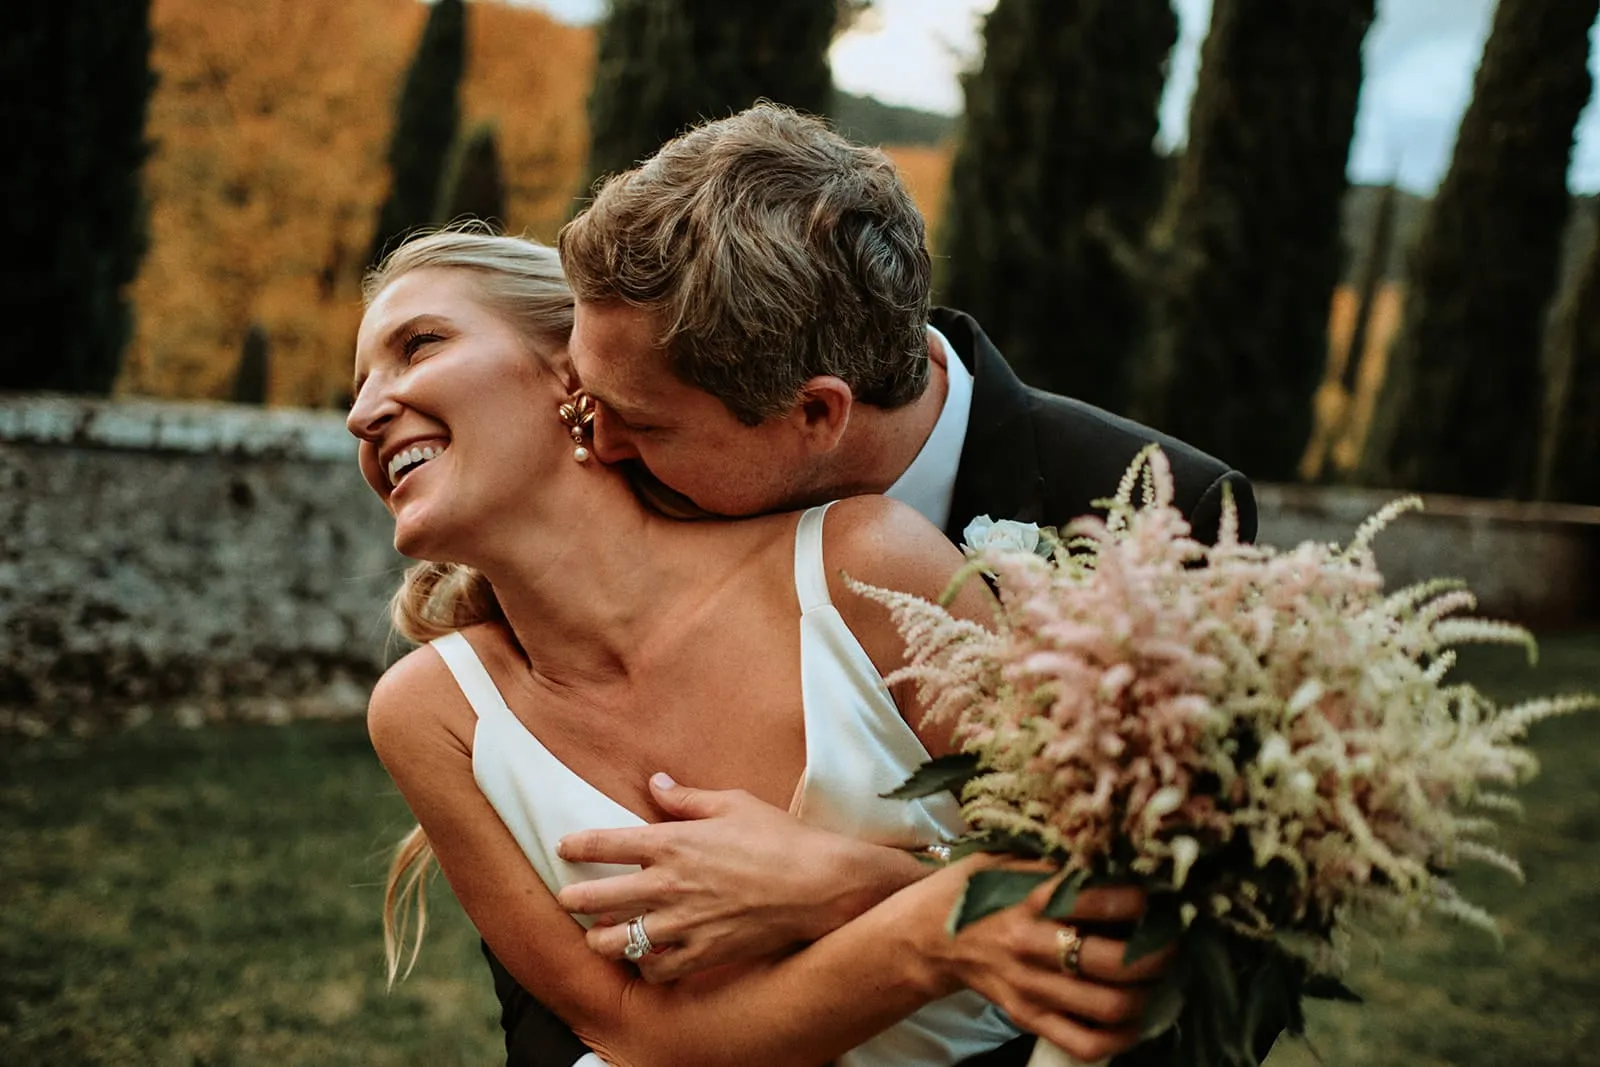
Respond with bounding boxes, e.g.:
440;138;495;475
963;515;1044;556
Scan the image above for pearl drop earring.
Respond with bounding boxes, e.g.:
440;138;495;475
558;392;596;463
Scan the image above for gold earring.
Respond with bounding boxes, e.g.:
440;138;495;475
558;392;596;463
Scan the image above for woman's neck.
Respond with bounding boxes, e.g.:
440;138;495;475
468;466;716;687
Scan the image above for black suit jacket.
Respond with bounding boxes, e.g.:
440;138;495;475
483;307;1259;1067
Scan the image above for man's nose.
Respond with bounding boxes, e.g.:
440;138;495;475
346;377;400;440
589;405;638;463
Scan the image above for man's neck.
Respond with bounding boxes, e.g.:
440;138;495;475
818;337;950;498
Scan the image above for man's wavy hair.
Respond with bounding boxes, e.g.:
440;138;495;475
559;102;933;425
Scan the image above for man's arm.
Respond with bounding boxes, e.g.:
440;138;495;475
554;774;939;982
1186;468;1258;547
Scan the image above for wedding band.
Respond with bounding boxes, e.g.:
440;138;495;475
623;915;653;962
1055;925;1084;976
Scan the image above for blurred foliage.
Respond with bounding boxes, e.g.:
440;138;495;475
368;0;466;269
119;0;591;408
938;0;1177;415
1137;0;1375;482
1;2;153;395
1360;0;1600;499
1537;220;1600;506
583;0;835;191
436;121;508;230
1301;183;1401;483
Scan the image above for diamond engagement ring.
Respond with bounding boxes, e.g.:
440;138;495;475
1055;924;1084;976
624;915;653;962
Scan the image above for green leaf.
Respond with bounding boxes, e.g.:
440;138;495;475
1241;953;1294;1066
879;753;981;800
1138;969;1188;1041
1123;893;1185;965
1302;973;1364;1003
948;829;1052;861
1189;925;1242;1038
1041;869;1090;920
948;868;1053;932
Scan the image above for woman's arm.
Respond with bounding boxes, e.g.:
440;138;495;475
368;647;954;1067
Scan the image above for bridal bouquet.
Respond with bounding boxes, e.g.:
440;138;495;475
851;446;1597;1067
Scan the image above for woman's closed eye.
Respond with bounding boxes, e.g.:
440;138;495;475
399;327;446;361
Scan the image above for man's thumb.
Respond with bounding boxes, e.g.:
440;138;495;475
649;772;721;818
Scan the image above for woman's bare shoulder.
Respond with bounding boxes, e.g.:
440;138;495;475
367;622;511;755
819;495;967;606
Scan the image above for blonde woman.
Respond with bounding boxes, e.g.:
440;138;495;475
348;230;1166;1067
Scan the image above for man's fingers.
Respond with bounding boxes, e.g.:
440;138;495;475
556;825;664;867
1015;927;1175;986
648;774;760;820
1090;938;1176;984
556;869;662;917
585;912;681;960
1060;884;1147;924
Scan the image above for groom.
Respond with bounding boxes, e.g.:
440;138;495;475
492;103;1258;1066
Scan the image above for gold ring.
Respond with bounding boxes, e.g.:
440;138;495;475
1055;925;1084;976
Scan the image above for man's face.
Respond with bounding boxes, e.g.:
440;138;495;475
568;300;816;516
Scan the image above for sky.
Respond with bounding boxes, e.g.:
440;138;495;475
515;0;1600;195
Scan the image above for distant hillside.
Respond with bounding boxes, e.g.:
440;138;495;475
831;91;956;147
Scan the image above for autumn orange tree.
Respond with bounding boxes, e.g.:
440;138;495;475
124;0;591;407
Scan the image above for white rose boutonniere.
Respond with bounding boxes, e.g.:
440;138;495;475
961;515;1055;558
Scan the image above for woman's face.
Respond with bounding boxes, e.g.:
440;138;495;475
348;267;560;560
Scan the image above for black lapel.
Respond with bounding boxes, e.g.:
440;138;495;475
932;307;1048;542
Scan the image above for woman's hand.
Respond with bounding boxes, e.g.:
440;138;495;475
916;857;1175;1065
556;774;933;982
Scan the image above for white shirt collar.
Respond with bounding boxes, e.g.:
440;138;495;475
884;325;973;530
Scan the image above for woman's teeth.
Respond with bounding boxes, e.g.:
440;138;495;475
387;445;444;487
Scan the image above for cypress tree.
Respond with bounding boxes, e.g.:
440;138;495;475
231;323;270;405
1359;0;1600;497
1537;224;1600;505
0;2;153;394
938;0;1179;412
368;0;466;267
583;0;835;188
435;121;507;228
1137;0;1375;481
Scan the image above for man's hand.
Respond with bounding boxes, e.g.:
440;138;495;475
927;860;1175;1063
556;773;931;982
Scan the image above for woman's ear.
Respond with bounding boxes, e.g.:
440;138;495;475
792;375;854;454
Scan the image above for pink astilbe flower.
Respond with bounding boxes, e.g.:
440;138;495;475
850;445;1599;979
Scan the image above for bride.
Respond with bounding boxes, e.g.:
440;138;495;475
347;230;1162;1066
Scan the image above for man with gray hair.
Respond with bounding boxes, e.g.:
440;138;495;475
489;103;1258;1067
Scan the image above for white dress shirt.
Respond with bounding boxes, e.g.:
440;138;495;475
884;325;975;530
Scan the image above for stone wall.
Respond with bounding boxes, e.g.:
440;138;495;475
3;395;1597;735
1;396;402;735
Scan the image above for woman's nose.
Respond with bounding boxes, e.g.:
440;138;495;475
346;377;400;440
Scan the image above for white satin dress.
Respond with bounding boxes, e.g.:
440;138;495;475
430;502;1021;1066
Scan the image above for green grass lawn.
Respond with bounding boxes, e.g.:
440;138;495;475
3;633;1598;1066
1;717;503;1066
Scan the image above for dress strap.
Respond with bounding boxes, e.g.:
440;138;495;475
793;502;837;614
430;631;513;722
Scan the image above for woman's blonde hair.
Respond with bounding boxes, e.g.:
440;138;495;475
363;226;575;984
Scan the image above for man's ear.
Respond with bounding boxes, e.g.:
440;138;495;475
546;348;582;395
790;375;854;455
